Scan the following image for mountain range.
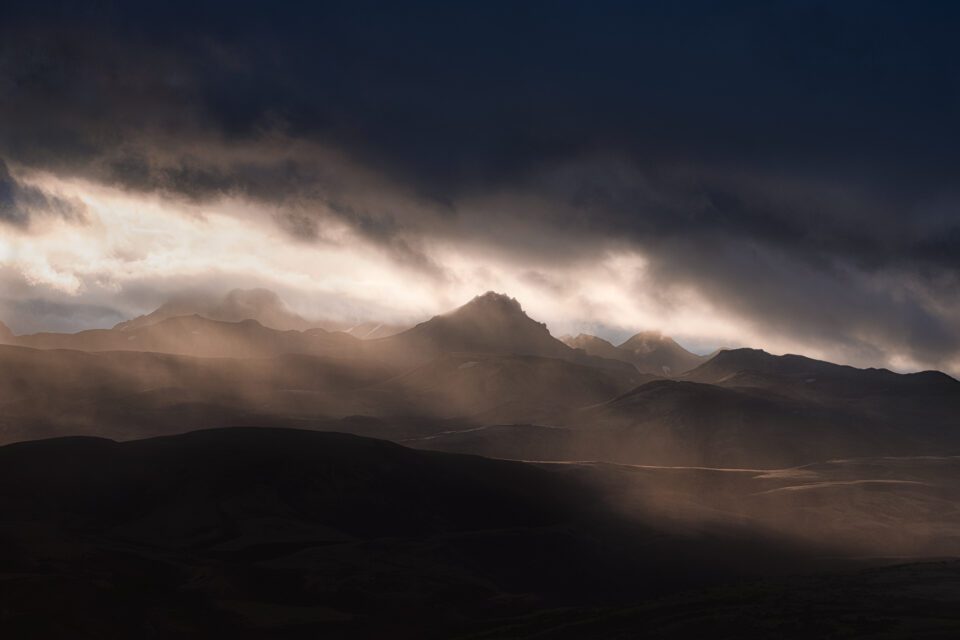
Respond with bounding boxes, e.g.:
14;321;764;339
563;331;709;375
3;289;960;636
112;287;408;337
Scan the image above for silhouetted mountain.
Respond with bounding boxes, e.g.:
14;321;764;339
115;288;321;332
0;427;824;638
563;331;708;375
380;292;634;373
683;348;960;435
687;347;958;394
389;292;569;355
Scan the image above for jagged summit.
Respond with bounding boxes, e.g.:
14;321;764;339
387;291;562;357
449;292;527;319
376;292;635;375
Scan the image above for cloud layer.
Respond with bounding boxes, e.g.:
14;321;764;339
1;1;959;374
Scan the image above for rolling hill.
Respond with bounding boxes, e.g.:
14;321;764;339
0;427;824;638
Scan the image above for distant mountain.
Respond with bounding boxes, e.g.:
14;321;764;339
0;321;12;343
685;348;959;401
12;314;359;359
115;288;321;332
618;331;710;374
562;334;625;361
414;346;960;468
379;292;634;372
563;331;708;375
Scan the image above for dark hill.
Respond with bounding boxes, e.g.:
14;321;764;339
0;427;821;638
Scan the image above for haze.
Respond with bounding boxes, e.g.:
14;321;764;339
3;3;960;376
3;2;960;637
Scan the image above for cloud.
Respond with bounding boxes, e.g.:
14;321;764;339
1;1;959;373
0;160;87;228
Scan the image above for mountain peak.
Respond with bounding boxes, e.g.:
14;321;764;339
0;321;13;342
453;291;525;316
384;292;573;361
562;333;621;358
441;291;545;333
619;331;672;352
567;330;708;375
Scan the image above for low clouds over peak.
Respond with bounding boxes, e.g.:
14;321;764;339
1;1;959;374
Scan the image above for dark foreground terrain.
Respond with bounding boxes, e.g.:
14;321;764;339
1;427;959;638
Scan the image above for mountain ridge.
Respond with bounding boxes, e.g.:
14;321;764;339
378;292;637;373
563;330;708;375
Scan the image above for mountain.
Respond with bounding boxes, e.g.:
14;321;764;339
387;292;571;356
4;294;959;469
686;347;958;395
618;331;710;374
682;348;960;433
562;333;625;360
0;321;13;343
414;350;960;468
378;292;634;373
115;288;321;332
563;331;708;375
11;314;360;359
0;427;823;638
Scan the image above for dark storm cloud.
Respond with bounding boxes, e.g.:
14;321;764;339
1;0;960;368
0;160;87;227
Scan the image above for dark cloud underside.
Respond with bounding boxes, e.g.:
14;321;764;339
1;0;959;369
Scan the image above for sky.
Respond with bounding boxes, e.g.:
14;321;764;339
1;1;959;374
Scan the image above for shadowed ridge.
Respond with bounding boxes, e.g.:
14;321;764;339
687;347;960;388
